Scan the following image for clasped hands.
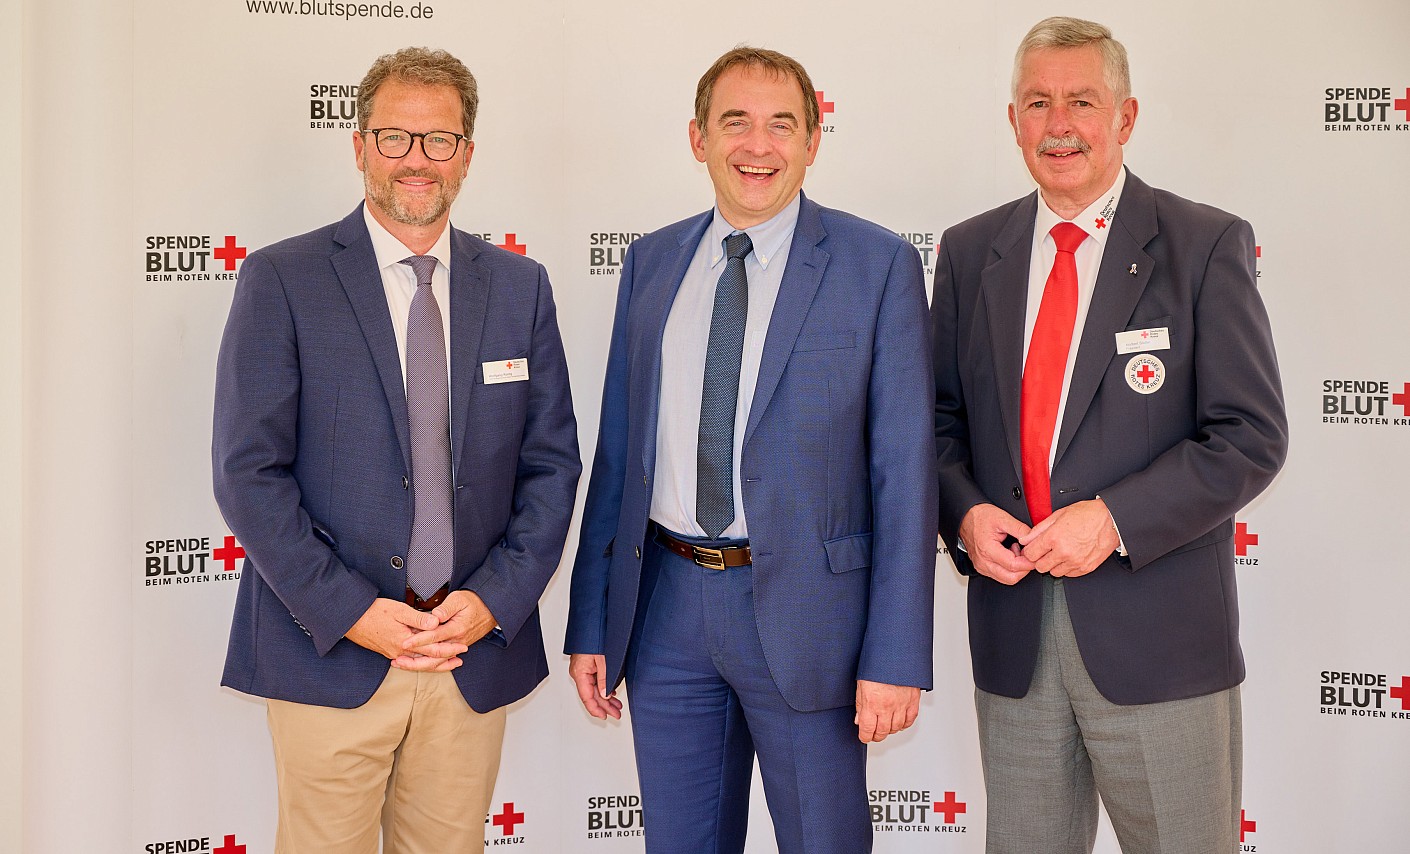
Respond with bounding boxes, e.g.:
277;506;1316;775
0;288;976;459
959;498;1120;585
345;590;497;672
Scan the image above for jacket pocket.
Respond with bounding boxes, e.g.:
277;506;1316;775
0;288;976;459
824;532;873;574
793;331;856;353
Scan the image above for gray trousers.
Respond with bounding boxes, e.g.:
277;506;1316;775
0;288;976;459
977;576;1242;854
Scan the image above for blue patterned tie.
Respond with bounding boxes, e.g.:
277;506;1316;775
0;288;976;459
400;255;453;598
696;232;753;539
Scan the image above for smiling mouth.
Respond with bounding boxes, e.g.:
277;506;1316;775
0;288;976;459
1036;136;1090;159
737;165;777;177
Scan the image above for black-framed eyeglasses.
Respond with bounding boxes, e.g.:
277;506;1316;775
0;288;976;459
360;128;468;161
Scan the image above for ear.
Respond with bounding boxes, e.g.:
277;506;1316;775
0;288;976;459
804;125;821;166
1007;103;1020;145
1116;97;1139;144
689;119;707;164
460;140;475;177
353;129;367;173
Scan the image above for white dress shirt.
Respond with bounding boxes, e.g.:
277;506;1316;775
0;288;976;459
362;204;454;395
1022;167;1127;471
649;194;802;539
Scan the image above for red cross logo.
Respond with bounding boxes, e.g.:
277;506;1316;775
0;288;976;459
497;233;527;255
1392;382;1410;416
932;791;966;824
213;535;245;572
1389;675;1410;711
1094;217;1106;229
1234;522;1259;556
214;835;246;854
815;91;834;119
212;236;247;271
1140;330;1149;339
492;802;525;836
1136;364;1156;384
1240;810;1256;842
1394;87;1410;121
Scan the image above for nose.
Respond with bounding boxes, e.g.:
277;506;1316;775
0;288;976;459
401;135;435;167
740;122;775;154
1045;103;1073;136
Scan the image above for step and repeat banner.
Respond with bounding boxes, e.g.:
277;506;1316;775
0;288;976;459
83;0;1410;851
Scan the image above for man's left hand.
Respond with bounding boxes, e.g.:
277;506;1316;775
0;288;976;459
855;680;921;743
1018;498;1121;578
393;590;497;671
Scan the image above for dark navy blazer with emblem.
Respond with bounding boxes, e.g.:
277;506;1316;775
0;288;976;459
213;204;580;712
932;170;1288;705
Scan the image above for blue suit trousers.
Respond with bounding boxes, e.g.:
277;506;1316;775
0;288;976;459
626;533;871;854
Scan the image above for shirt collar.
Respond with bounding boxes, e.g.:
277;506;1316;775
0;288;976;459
1035;166;1127;248
707;193;802;271
362;202;454;274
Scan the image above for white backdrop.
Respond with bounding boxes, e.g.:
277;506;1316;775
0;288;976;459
16;0;1410;851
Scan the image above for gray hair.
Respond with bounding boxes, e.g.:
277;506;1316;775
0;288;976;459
1012;17;1131;105
358;46;479;138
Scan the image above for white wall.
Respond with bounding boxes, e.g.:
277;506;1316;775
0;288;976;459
16;0;1410;851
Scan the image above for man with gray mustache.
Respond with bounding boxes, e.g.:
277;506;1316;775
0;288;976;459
932;17;1287;853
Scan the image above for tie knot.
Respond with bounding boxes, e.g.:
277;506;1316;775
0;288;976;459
400;255;439;287
1050;222;1088;254
723;232;753;262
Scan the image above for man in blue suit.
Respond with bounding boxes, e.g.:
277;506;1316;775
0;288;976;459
213;47;579;853
933;18;1287;853
565;46;936;854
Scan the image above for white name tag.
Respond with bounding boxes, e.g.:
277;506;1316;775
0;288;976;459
482;358;529;384
1115;327;1170;354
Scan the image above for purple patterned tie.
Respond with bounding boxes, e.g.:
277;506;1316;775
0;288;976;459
400;255;453;599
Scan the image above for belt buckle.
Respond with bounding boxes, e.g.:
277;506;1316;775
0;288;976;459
691;544;727;569
405;583;450;612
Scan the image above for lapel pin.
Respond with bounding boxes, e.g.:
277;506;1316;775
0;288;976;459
1128;263;1138;276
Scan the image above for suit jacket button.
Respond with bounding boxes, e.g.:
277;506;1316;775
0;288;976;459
402;476;409;489
642;475;648;485
635;546;641;559
390;556;404;569
1012;486;1022;500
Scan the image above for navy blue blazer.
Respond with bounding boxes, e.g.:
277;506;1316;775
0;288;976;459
213;205;580;712
932;171;1288;705
565;194;937;712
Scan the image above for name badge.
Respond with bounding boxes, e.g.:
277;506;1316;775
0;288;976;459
1115;327;1170;354
482;358;529;384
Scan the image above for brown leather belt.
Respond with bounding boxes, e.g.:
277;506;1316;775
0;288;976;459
654;527;752;569
405;583;450;612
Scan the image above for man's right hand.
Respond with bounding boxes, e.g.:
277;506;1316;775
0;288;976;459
569;653;623;720
346;598;463;671
959;503;1036;585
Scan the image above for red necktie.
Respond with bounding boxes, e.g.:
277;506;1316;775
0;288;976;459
1020;222;1088;524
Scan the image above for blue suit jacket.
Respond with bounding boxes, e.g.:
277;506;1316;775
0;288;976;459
932;171;1288;705
213;205;580;712
565;194;937;712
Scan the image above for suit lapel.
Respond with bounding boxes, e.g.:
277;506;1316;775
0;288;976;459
1053;171;1157;464
980;194;1039;481
332;206;412;474
449;228;491;479
743;195;828;448
640;212;711;477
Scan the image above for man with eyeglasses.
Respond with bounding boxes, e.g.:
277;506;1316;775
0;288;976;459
213;46;579;853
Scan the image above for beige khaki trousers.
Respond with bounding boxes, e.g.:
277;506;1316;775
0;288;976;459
267;667;507;854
